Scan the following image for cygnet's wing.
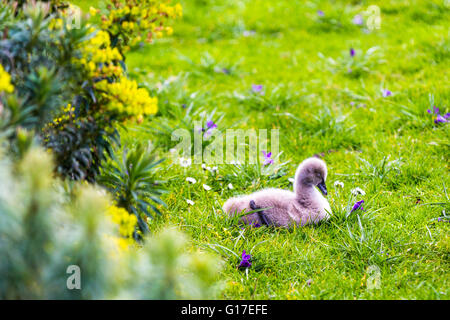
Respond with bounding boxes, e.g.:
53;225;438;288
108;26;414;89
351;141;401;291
249;200;272;226
249;189;296;227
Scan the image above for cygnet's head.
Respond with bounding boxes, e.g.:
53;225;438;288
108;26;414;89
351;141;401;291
294;157;328;196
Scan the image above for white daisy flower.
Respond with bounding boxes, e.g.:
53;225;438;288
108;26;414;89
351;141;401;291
186;177;197;184
351;187;366;196
334;180;344;188
179;157;192;167
288;178;295;184
228;183;234;189
203;184;212;191
204;166;218;174
201;163;207;170
186;199;195;205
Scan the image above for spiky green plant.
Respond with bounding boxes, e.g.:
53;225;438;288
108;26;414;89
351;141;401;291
99;143;166;237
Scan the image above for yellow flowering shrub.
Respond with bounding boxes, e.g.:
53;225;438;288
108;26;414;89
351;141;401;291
75;29;124;79
48;17;63;30
34;1;179;182
95;0;182;53
107;205;137;250
0;64;14;93
46;103;75;128
96;77;158;121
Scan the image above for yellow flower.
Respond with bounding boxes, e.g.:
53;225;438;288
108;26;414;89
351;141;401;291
131;6;140;16
0;65;14;93
108;205;137;238
175;3;183;17
140;19;149;29
49;18;63;30
74;30;123;78
96;77;158;119
89;7;98;16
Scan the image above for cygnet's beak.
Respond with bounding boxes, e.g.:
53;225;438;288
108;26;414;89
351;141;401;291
317;180;328;196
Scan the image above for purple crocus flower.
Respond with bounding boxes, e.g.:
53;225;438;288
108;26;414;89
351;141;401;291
435;115;448;124
317;10;324;16
238;250;252;268
350;48;355;57
427;106;439;115
252;84;263;93
350;200;365;213
202;120;217;138
262;151;273;166
353;14;363;25
206;120;217;130
427;106;449;124
382;89;392;97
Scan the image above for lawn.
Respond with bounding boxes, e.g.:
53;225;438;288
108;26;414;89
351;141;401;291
73;0;449;299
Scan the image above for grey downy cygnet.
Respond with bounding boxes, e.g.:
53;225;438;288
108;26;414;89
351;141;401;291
223;157;332;227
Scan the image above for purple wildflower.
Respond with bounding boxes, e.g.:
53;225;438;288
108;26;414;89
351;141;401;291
350;48;355;57
206;120;217;130
252;84;263;93
238;250;252;268
317;10;324;16
382;89;392;97
427;106;449;124
353;14;363;25
350;200;365;213
262;151;273;166
427;106;440;115
202;120;217;138
435;115;448;124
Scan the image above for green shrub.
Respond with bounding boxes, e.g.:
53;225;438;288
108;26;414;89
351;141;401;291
99;142;166;237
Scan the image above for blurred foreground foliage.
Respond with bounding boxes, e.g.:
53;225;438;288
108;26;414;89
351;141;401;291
0;145;222;299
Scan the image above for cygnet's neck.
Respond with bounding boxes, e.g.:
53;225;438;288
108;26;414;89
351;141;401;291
294;179;317;198
295;180;329;214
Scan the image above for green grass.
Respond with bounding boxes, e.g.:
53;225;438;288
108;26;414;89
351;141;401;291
74;0;449;299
